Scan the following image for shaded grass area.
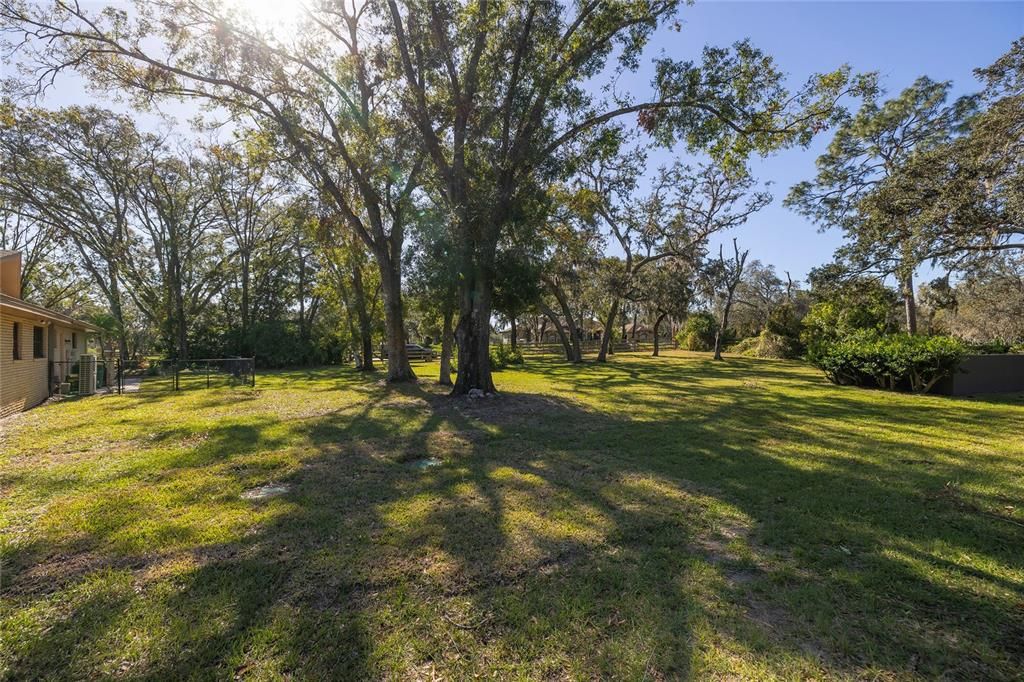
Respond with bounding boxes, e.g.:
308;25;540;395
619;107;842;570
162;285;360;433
1;351;1022;679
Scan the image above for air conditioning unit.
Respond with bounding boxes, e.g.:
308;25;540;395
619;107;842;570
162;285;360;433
79;354;97;395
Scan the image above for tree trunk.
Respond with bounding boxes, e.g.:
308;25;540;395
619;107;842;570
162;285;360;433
510;316;518;351
539;300;573;361
713;297;735;361
453;270;495;394
597;297;620;363
174;285;188;362
240;255;250;343
176;308;188;362
652;312;668;357
347;259;375;371
547;281;583;362
439;307;454;386
297;246;308;342
378;257;415;382
107;272;130;366
343;309;362;369
902;271;918;335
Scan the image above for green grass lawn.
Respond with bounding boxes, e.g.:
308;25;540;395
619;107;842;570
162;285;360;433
2;351;1022;680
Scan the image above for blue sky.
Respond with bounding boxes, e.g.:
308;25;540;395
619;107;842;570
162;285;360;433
642;0;1023;284
36;1;1024;284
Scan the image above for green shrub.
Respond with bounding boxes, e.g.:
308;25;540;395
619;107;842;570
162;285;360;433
676;312;719;352
734;305;806;359
730;336;759;355
765;303;803;340
754;330;803;359
802;298;895;366
732;330;803;360
812;332;964;393
489;343;524;371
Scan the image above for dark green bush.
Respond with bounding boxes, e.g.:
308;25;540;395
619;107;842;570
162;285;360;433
676;312;721;352
802;297;896;367
812;332;964;393
765;303;803;340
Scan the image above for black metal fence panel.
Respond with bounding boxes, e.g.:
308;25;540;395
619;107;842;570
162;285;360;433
142;358;256;392
48;357;256;397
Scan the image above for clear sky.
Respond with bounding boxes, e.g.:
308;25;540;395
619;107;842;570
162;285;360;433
643;0;1023;284
28;0;1024;284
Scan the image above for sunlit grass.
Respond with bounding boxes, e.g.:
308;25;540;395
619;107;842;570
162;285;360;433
1;351;1022;679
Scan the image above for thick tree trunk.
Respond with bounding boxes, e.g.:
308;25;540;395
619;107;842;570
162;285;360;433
167;243;189;362
571;319;582;360
597;297;620;363
439;307;454;386
453;271;495;394
902;271;918;335
547;282;582;362
539;300;573;361
510;316;518;351
652;312;668;357
378;258;415;382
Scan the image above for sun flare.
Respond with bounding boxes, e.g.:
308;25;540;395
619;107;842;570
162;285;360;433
222;0;305;34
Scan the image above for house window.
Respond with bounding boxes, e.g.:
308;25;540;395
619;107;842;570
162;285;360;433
12;322;20;360
72;332;78;349
33;326;45;358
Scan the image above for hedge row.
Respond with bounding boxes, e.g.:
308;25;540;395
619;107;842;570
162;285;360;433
811;332;965;393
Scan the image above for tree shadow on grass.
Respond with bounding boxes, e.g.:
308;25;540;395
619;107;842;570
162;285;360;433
2;363;1023;679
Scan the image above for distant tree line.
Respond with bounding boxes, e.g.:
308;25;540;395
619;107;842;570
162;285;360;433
0;105;337;367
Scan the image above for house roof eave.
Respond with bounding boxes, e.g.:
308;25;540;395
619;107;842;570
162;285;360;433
0;294;102;333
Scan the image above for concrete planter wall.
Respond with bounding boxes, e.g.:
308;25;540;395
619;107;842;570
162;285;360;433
932;354;1024;396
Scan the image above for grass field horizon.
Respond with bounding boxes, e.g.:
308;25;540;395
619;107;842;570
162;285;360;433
2;351;1022;679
